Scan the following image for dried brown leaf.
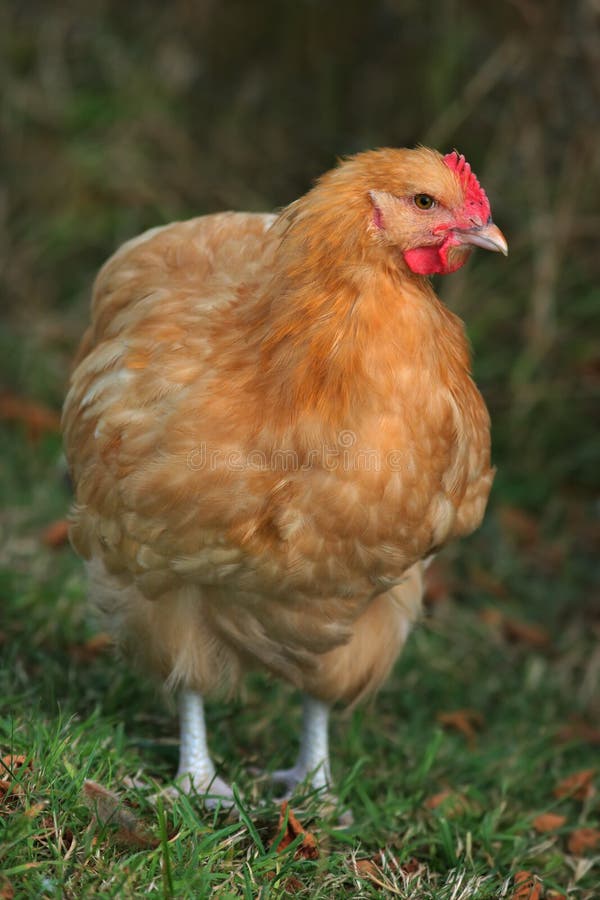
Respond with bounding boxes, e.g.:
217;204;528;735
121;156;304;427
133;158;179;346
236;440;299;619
532;812;566;833
60;826;75;852
353;853;423;893
424;789;453;809
353;857;403;895
82;779;159;849
355;858;380;878
1;755;30;774
41;519;70;548
0;392;61;441
567;827;600;856
24;801;46;819
0;755;32;806
511;870;543;900
271;801;318;860
556;717;600;746
0;879;14;900
400;857;422;876
553;769;596;801
437;709;484;748
264;872;304;894
83;779;137;826
424;790;468;816
479;607;504;628
503;617;550;649
69;633;113;663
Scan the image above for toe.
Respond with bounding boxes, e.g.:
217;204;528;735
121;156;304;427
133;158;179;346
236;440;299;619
162;771;236;810
269;766;306;792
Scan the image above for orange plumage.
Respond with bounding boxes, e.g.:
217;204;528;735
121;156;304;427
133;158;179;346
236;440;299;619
63;147;507;800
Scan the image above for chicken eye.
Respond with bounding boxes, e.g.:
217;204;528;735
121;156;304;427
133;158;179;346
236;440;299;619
414;194;436;210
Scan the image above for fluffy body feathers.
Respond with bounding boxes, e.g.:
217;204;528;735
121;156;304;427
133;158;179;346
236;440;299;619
63;148;501;710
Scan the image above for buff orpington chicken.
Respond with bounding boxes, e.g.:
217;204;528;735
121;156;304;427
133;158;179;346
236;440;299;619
63;147;507;807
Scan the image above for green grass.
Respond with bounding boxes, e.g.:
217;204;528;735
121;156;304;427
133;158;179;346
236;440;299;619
1;429;597;898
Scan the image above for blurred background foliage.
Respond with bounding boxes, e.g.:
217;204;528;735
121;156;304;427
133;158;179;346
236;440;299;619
0;0;598;551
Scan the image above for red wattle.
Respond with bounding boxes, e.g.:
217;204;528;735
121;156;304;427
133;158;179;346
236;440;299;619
404;238;470;276
403;246;446;275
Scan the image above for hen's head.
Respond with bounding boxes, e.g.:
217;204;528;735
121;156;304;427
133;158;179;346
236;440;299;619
368;147;507;275
332;147;507;276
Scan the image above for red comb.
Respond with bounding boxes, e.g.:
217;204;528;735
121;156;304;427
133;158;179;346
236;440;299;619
443;150;491;220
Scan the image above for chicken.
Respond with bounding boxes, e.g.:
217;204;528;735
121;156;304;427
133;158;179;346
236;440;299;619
62;147;507;807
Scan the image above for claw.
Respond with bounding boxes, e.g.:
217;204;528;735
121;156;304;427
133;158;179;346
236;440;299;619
265;764;353;825
176;771;236;809
269;763;327;798
151;771;236;811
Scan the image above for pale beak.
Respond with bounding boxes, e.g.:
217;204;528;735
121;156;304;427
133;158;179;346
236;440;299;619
454;221;508;256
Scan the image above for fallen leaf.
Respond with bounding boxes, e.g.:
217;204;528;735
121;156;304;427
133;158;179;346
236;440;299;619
424;789;453;809
479;607;504;628
353;857;402;895
511;870;543;900
264;871;304;893
24;801;46;819
355;858;378;877
0;391;61;441
553;769;596;801
83;779;159;848
271;801;318;860
353;852;423;894
424;790;468;816
0;879;14;899
69;633;113;663
400;857;422;876
503;617;550;649
41;519;70;548
0;756;33;811
436;709;484;748
532;812;566;833
0;755;32;800
83;779;139;827
567;827;600;856
545;892;566;900
556;717;600;746
61;827;75;852
1;755;30;774
41;813;74;852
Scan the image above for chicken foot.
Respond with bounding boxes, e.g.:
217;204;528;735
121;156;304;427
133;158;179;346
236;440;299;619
270;694;332;795
173;689;234;807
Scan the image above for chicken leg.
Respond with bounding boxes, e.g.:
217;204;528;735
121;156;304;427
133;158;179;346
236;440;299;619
175;689;234;806
270;694;331;794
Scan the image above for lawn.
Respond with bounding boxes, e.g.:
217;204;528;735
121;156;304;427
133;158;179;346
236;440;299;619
1;2;598;897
